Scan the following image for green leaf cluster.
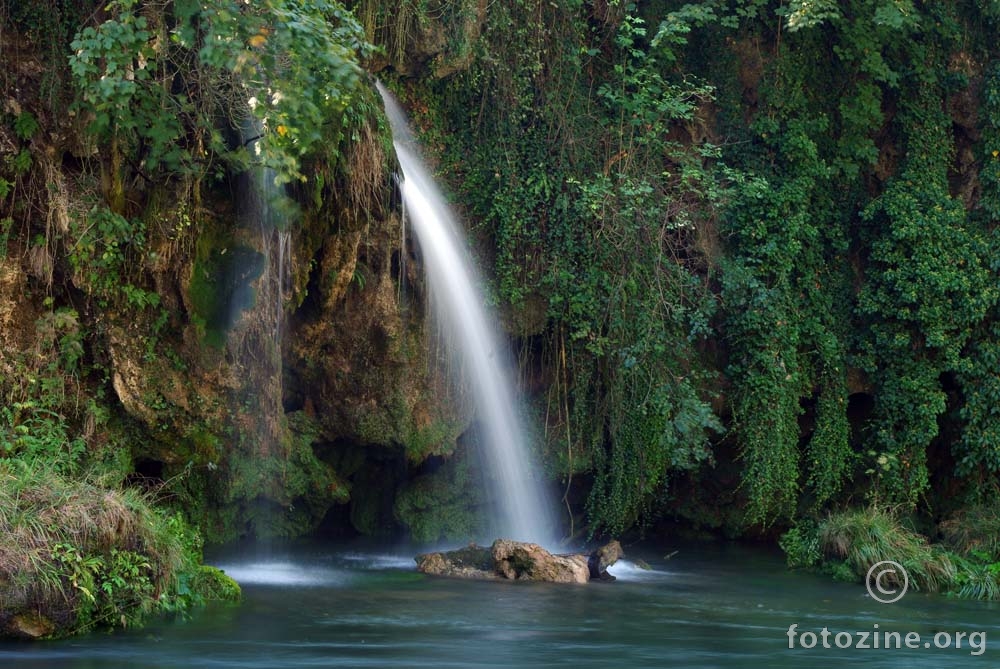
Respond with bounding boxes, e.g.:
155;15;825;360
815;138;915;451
69;0;373;185
857;84;995;507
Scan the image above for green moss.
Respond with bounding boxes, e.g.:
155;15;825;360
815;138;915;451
394;452;485;544
188;228;265;349
356;410;396;446
356;392;464;461
184;427;224;464
191;565;241;602
220;411;349;539
402;415;464;462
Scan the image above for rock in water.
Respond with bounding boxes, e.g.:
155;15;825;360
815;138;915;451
7;613;54;640
416;539;623;584
491;540;590;584
415;543;496;580
588;539;624;581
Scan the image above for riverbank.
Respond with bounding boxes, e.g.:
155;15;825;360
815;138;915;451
0;460;240;639
4;539;996;667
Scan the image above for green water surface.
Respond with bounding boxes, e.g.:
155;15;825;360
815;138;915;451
1;541;995;668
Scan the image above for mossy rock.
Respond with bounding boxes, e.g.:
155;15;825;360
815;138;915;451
394;452;486;543
198;411;350;541
6;613;56;640
355;394;465;462
191;565;242;602
187;228;265;349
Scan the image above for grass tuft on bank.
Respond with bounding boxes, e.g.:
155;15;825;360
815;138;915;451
781;505;1000;601
0;459;240;639
817;507;956;593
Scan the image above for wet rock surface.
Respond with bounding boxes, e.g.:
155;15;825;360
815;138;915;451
588;539;625;581
416;539;623;584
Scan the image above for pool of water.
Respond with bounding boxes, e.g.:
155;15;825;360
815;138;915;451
2;540;996;667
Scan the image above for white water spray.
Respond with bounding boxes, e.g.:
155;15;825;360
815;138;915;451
377;83;554;546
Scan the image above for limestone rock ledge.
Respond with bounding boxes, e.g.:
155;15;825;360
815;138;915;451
416;539;623;584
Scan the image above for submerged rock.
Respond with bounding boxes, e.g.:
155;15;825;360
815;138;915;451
8;613;55;640
416;539;622;584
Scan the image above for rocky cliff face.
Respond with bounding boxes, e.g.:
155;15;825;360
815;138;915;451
358;0;488;78
129;123;488;539
0;17;487;542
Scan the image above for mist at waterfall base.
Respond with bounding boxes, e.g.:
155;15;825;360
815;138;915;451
377;82;555;547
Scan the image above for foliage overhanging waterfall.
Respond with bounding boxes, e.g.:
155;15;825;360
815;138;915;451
377;82;554;545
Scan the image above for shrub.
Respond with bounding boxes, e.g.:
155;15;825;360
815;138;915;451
952;557;1000;601
779;521;821;568
817;507;956;593
190;565;241;603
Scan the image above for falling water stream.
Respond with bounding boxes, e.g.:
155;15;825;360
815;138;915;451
229;110;292;476
377;82;554;545
239;113;291;341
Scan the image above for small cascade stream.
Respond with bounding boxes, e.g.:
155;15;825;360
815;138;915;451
377;82;554;545
273;228;291;339
240;115;291;341
236;111;292;461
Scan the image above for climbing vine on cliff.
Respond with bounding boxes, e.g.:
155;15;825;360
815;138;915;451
401;0;1000;535
725;74;859;523
408;2;726;536
955;60;1000;487
712;0;993;523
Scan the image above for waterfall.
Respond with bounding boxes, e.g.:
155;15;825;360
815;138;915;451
377;82;554;546
237;110;290;467
242;116;291;347
240;113;291;341
275;228;291;340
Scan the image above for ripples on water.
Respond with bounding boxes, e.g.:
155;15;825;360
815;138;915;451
2;541;998;668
